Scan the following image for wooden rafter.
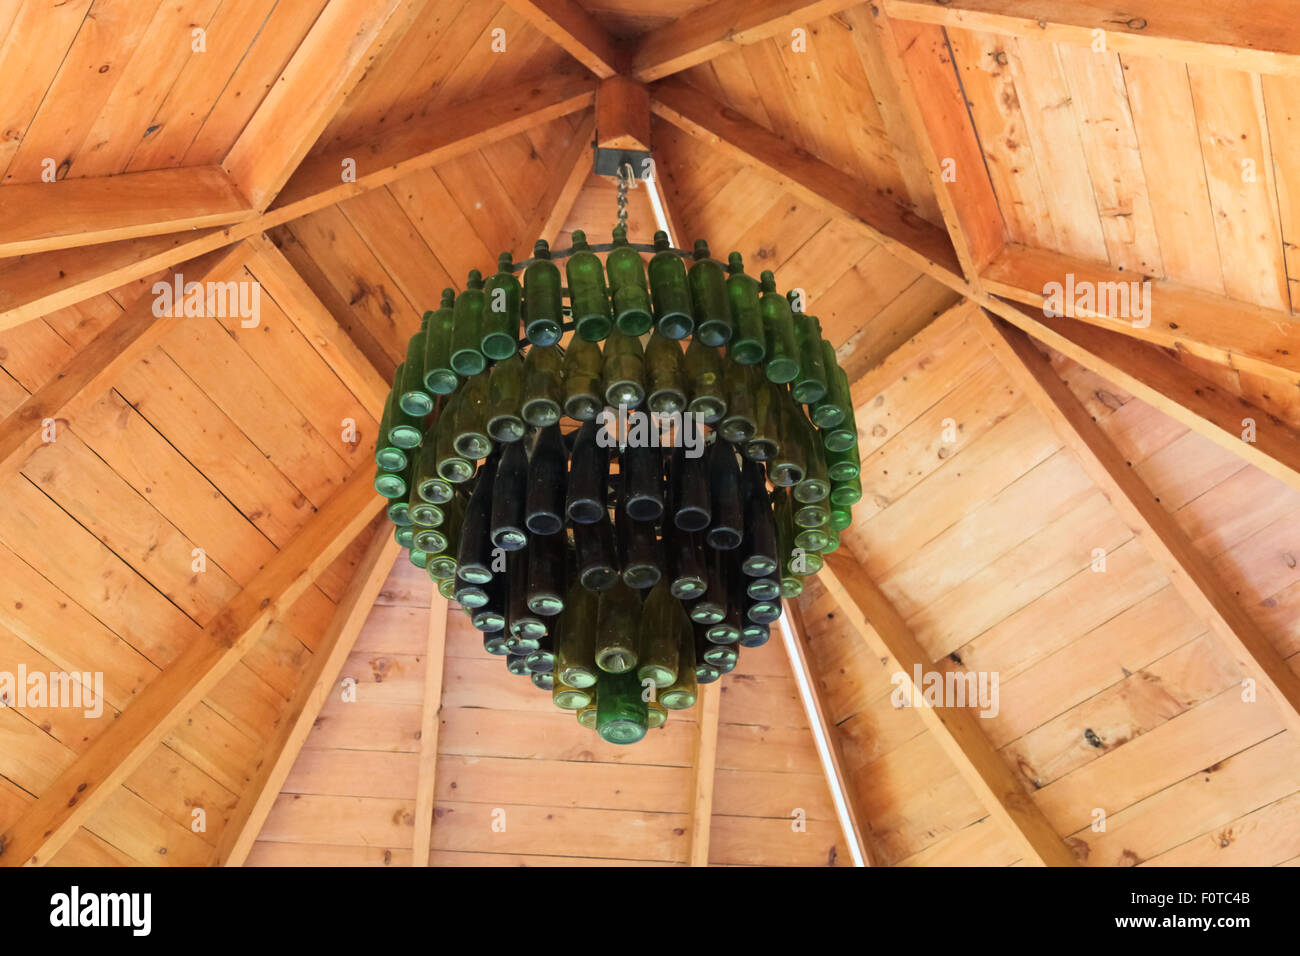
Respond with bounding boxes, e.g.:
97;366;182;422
217;526;402;866
0;465;385;867
0;243;251;485
971;309;1300;743
222;0;426;211
983;296;1300;494
0;166;251;258
981;245;1300;388
0;74;594;332
649;77;966;292
502;0;628;78
631;0;867;82
818;551;1079;866
517;111;596;250
596;76;652;152
778;601;874;866
687;681;722;867
245;234;391;415
412;595;450;867
884;0;1300;78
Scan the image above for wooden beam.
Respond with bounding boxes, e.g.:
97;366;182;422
884;0;1300;78
596;76;652;151
970;309;1300;743
982;244;1300;388
502;0;627;78
854;7;1006;286
244;234;391;415
632;0;865;82
982;296;1300;494
778;601;873;866
0;243;251;486
649;77;966;293
645;150;685;249
0;465;384;866
0;167;250;257
687;681;722;867
217;525;401;866
0;73;596;330
222;0;425;211
412;595;450;866
517;111;595;249
818;552;1079;866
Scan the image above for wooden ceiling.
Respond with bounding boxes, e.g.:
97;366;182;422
0;0;1298;868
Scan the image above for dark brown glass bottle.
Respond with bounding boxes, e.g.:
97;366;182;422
485;353;526;444
659;606;698;709
452;370;492;462
574;512;619;591
616;484;663;590
720;360;758;444
689;546;727;625
566;419;608;525
602;329;646;410
526;525;566;616
706;439;743;550
522;343;564;428
524;424;567;536
490;439;528;551
666;522;707;601
740;459;779;578
669;444;710;533
455;451;497;585
621;443;664;522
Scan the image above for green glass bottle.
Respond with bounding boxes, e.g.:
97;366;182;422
506;653;531;677
647;699;667;729
812;339;851;430
524;240;563;346
769;389;807;488
387;498;412;527
452;370;492;461
790;296;829;405
740;620;770;648
521;343;564;427
694;626;722;685
408;547;429;570
648;231;693;340
387;363;423;450
826;441;861;482
526;527;566;616
577;700;598;730
793;410;830;504
437;576;457;601
602;329;646;409
606;225;653;336
423;289;458;395
531;670;555;692
485;353;526;443
596;669;648;745
758;270;799;384
830;475;863;507
414;422;453;504
567;230;613;342
720;360;757;444
399;312;436;416
637;581;679;689
562;334;604;422
375;390;409;473
690;547;727;625
822;400;857;454
394;524;414;549
829;506;852;532
554;677;592;711
725;253;765;366
374;463;407;500
659;607;698;709
644;331;687;415
556;581;598;690
820;524;841;555
481;252;522;360
595;579;640;674
684;336;726;425
688;240;731;347
434;388;473;484
408;476;442;528
449;270;487;377
744;380;779;462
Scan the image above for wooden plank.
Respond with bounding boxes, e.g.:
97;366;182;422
411;597;449;866
0;465;384;867
244;234;390;415
884;0;1300;78
217;526;400;865
222;0;426;210
818;553;1079;866
631;0;864;82
982;297;1300;493
779;602;873;865
0;73;595;331
518;112;595;248
596;76;651;151
0;243;249;486
649;77;966;292
502;0;627;78
688;681;721;867
971;309;1300;743
981;244;1300;387
0;166;250;256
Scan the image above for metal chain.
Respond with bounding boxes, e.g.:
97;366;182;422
615;161;635;231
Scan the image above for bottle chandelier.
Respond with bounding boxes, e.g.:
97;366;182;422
373;179;861;746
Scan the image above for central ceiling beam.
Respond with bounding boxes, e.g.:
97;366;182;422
631;0;866;82
818;551;1079;866
412;594;450;867
687;681;722;867
0;466;385;867
884;0;1300;78
649;77;966;293
972;309;1300;744
503;0;628;78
